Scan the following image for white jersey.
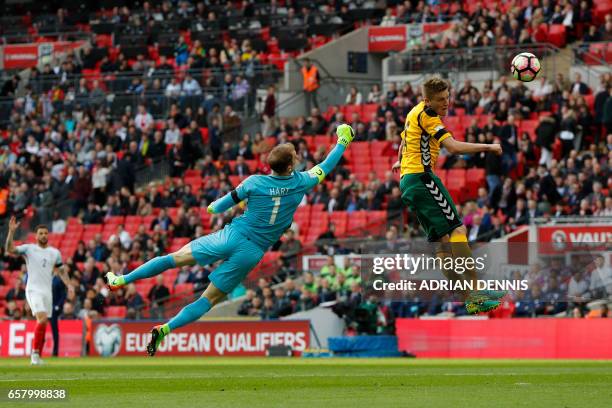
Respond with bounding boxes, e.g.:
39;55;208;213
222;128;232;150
16;244;62;294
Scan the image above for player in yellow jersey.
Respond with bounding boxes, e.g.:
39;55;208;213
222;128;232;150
392;77;505;314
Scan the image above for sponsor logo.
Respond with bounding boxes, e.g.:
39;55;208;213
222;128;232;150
370;35;405;42
4;53;37;60
551;230;567;250
94;324;122;357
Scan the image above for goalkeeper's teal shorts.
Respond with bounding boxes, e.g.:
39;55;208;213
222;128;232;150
190;224;264;294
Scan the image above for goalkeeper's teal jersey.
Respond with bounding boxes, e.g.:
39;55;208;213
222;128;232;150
230;172;319;250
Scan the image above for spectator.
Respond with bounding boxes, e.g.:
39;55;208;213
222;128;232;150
318;278;338;302
499;115;519;172
6;278;26;301
279;230;302;270
164;119;181;145
273;287;292;316
367;84;382;103
51;211;67;234
182;74;202;96
148;274;170;319
237;289;256;316
301;58;320;113
60;302;77;319
345;86;363;105
571;73;590;96
262;85;276;137
535;114;557;168
134;104;153;131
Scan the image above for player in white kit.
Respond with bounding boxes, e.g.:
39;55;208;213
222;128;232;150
5;217;70;365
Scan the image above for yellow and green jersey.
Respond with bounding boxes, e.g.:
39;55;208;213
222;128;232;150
400;101;452;176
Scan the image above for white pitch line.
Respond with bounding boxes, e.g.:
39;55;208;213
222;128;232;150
0;372;574;382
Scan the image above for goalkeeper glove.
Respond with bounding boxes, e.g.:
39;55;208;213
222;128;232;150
336;124;355;147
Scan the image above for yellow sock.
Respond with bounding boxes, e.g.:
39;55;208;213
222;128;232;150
449;232;477;292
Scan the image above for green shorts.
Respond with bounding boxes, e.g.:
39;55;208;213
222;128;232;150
400;172;462;242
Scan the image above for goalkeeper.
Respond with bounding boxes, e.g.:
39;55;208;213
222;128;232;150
104;124;355;355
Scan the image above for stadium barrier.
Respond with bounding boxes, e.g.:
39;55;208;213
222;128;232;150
90;319;310;357
0;320;83;357
396;318;612;359
0;319;310;358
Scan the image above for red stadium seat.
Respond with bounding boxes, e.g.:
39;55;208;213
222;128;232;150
361;104;378;122
105;306;127;319
125;215;142;225
447;169;466;188
342;104;363;119
347;211;368;235
466;168;486;200
245;160;258;173
135;282;154;298
311;204;324;213
229;175;243;187
444;116;462;132
314;135;332;149
184;176;202;190
84;224;103;232
548;24;566;48
142;216;156;229
0;286;10;300
436;170;448;186
163;274;176;288
174;283;194;295
583;94;595;111
303;135;315;149
520;119;539;142
370;140;390;156
166;207;179;224
533;23;549;43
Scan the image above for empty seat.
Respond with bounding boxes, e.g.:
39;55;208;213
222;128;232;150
105;306;127;319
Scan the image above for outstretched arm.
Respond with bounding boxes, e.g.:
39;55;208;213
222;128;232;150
5;216;20;255
306;124;354;184
207;188;245;214
441;137;502;155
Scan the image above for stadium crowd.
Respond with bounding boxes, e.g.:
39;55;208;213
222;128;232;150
1;67;611;321
0;1;610;323
382;0;611;46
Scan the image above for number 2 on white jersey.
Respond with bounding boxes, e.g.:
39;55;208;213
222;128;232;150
269;196;281;224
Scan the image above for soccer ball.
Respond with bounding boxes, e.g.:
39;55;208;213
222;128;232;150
511;52;541;82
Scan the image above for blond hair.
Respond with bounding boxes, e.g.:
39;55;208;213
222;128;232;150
423;77;450;99
267;143;295;174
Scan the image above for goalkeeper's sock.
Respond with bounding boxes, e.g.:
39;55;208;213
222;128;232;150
123;255;176;284
167;296;212;331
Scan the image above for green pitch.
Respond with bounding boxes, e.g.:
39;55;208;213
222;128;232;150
2;358;612;408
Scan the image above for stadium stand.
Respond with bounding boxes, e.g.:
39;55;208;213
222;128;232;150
0;0;610;322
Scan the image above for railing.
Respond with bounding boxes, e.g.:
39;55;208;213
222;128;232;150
20;65;282;93
571;41;611;86
0;63;283;125
0;90;248;125
0;155;182;243
276;58;383;116
0;30;93;45
573;41;611;67
386;43;561;76
532;216;612;225
89;10;362;38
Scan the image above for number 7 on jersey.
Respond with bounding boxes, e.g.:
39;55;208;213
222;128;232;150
269;196;281;224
